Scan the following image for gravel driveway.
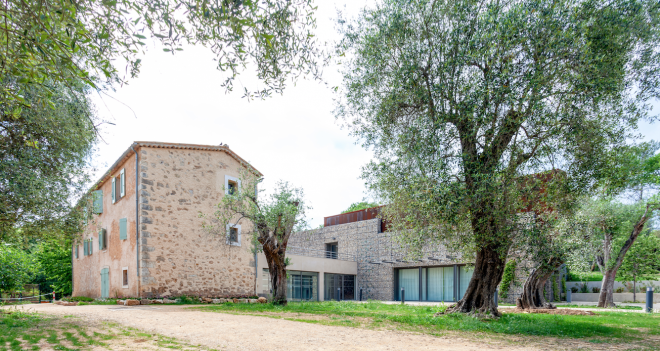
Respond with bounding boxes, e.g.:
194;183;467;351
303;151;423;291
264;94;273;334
11;304;531;351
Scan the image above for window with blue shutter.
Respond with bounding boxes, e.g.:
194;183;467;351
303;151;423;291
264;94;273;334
83;241;87;256
120;169;125;198
99;228;107;250
111;178;116;204
92;190;103;214
119;218;127;240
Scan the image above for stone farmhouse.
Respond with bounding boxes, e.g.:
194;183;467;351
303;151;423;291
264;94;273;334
72;142;261;299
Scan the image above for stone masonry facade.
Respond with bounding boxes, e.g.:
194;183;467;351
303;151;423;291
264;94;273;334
138;145;256;298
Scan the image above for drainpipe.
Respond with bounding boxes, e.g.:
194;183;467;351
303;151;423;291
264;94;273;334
130;145;140;282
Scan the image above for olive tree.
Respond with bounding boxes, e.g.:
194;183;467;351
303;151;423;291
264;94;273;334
335;0;660;315
617;234;660;302
202;173;309;305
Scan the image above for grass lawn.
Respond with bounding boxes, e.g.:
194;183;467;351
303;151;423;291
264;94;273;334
0;307;216;350
197;301;660;350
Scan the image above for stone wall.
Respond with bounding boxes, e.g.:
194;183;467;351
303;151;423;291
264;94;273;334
137;146;256;298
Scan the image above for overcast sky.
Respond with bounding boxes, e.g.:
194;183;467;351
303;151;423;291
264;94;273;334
90;0;660;228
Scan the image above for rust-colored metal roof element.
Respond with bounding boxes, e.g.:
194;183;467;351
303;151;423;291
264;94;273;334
91;141;262;191
324;206;388;232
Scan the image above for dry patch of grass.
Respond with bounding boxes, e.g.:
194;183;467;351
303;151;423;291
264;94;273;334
0;308;217;350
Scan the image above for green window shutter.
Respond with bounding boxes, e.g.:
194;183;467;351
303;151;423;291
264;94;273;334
111;177;116;204
120;169;125;197
93;190;103;214
119;218;127;240
84;240;88;256
90;238;93;255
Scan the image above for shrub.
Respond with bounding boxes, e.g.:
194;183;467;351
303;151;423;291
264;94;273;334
63;296;94;302
579;283;589;293
615;287;625;293
592;287;600;293
552;276;560;301
571;287;578;293
499;260;517;299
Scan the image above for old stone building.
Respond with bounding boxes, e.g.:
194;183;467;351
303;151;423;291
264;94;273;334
72;142;261;299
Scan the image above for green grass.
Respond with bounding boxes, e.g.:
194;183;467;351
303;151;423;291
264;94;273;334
196;300;660;342
556;304;642;310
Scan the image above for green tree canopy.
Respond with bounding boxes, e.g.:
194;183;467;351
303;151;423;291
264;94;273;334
34;239;74;295
0;79;96;241
0;245;36;293
335;0;660;315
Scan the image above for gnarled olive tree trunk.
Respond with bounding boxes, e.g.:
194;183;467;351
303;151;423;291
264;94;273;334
262;239;288;305
448;245;507;317
517;258;563;309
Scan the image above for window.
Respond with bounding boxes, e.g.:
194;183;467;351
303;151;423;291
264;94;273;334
75;245;79;259
325;243;338;259
324;274;354;301
84;238;93;256
226;223;241;246
224;175;241;195
98;228;107;250
119;218;127;240
287;271;319;301
122;267;129;288
112;168;125;204
92;190;103;214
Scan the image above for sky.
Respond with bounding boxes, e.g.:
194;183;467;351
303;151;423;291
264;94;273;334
89;0;660;228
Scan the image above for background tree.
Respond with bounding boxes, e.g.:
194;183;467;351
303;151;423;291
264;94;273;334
616;233;660;302
33;239;74;296
202;173;309;305
571;198;659;307
341;201;380;213
0;245;36;296
336;0;660;316
0;80;96;240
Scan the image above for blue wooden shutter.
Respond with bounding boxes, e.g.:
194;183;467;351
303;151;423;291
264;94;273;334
111;178;116;204
92;190;103;214
119;218;127;240
120;169;125;197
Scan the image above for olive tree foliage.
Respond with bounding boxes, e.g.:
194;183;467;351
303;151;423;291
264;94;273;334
0;79;97;241
335;0;660;316
201;172;309;305
1;0;327;110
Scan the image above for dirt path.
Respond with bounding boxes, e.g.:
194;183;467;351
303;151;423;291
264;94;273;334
11;304;529;351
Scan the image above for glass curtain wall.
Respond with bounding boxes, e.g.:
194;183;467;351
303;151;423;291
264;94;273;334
459;265;474;298
397;265;473;302
286;271;318;301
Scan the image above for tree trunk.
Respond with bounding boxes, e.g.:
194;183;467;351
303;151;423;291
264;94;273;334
517;258;562;309
262;241;288;306
598;270;617;307
446;245;506;317
597;203;658;307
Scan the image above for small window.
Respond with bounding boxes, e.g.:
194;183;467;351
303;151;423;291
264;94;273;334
226;223;241;246
75;245;79;259
229;227;238;243
326;243;338;259
224;175;241;195
122;267;129;288
99;228;107;250
120;169;125;198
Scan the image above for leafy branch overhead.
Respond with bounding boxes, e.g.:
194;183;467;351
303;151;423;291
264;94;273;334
0;0;327;109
